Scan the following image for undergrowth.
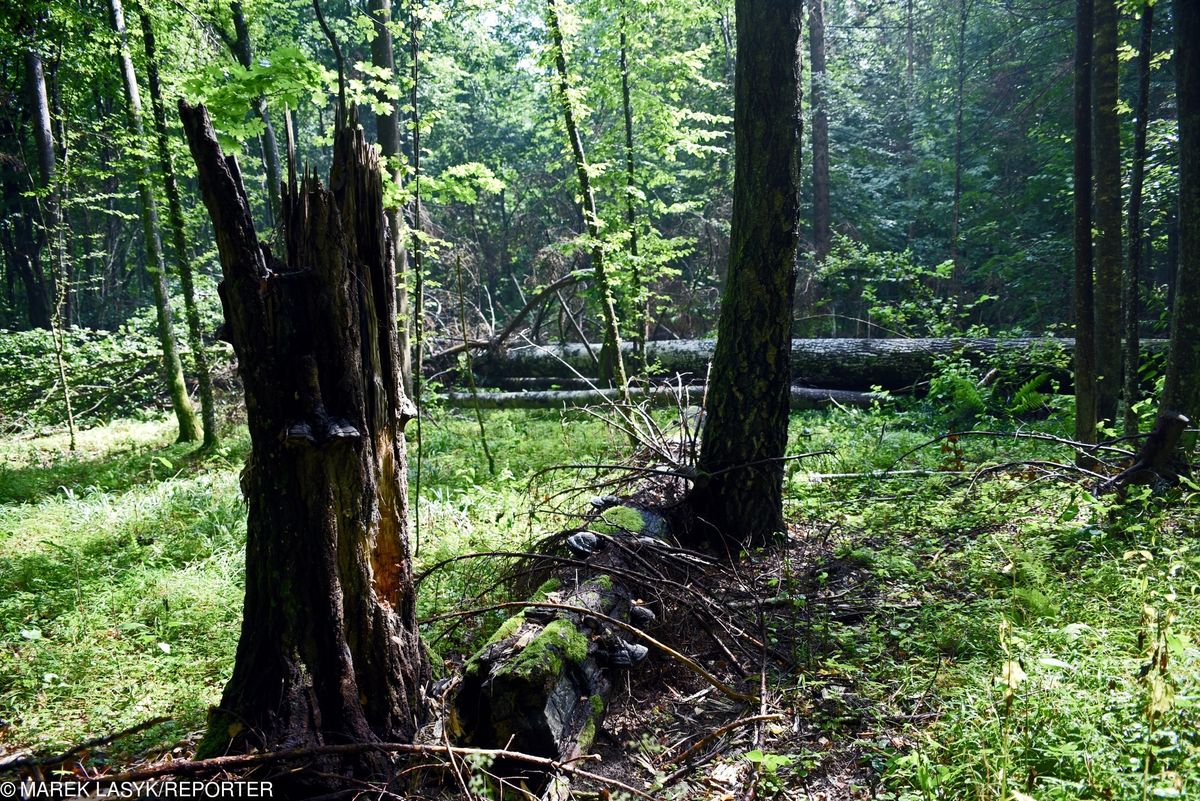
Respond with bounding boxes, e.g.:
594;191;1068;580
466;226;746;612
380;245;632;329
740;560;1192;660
1;401;1198;801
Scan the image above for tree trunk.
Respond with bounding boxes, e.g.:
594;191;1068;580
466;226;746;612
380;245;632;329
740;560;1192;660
620;9;649;363
109;0;200;443
471;337;1123;392
1074;0;1097;451
140;6;219;450
950;0;968;275
1092;0;1122;426
546;0;628;396
369;0;413;396
1162;0;1200;424
809;0;831;264
686;0;803;550
16;45;54;330
1123;2;1154;437
228;0;282;227
180;102;428;778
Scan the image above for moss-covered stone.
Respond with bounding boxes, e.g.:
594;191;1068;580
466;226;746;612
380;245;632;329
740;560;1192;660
590;574;614;592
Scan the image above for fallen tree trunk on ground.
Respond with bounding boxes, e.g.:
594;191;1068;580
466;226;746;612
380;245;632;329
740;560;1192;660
470;338;1168;391
451;505;677;790
439;385;884;410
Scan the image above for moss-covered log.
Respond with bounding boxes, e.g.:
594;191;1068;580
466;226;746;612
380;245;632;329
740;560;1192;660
452;506;666;788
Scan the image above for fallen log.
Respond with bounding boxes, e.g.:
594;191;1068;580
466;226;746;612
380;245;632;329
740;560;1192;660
451;505;687;789
439;385;885;410
471;337;1168;391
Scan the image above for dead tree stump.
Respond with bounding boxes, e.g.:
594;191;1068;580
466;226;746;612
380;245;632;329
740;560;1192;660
181;103;427;777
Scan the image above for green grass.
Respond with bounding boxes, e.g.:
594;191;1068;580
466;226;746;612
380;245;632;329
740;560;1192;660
3;401;1200;801
0;407;620;756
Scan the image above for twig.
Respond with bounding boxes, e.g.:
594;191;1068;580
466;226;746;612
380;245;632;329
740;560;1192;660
0;717;170;771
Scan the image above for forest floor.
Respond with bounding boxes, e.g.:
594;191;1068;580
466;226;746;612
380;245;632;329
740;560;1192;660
2;402;1200;800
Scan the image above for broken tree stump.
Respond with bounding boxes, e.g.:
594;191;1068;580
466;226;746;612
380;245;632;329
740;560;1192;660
1106;410;1192;490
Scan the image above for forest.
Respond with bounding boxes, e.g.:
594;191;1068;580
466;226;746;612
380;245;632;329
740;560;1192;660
1;0;1199;797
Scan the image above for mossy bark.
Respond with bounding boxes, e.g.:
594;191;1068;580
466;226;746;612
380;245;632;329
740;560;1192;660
140;6;218;450
110;0;200;444
1163;0;1200;424
687;0;803;550
181;104;427;779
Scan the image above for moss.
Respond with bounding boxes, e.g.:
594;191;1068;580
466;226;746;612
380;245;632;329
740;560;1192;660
484;612;526;646
421;635;447;681
531;577;561;601
505;618;588;683
593;505;646;534
590;574;613;592
589;694;604;717
577;716;597;752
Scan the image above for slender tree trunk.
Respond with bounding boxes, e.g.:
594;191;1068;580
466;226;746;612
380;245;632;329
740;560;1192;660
1162;0;1200;423
140;6;218;449
905;0;916;245
17;45;54;330
181;103;428;779
109;0;200;443
1092;0;1123;426
949;0;968;276
228;0;282;227
369;0;413;396
546;0;628;396
1123;1;1154;437
23;41;76;449
809;0;831;264
619;9;649;363
686;0;803;551
1074;0;1097;451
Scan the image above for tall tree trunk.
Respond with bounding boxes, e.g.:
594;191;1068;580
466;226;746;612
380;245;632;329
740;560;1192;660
369;0;413;396
949;0;968;276
23;40;76;449
809;0;831;264
180;103;428;777
140;6;219;450
619;8;649;362
109;0;200;443
1092;0;1123;426
687;0;803;550
1123;1;1154;437
228;0;282;227
1074;0;1097;450
546;0;628;396
1162;0;1200;423
17;44;54;330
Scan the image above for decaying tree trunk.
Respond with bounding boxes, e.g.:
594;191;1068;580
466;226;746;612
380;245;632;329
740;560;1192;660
470;338;1160;392
1106;410;1191;490
439;384;883;410
452;505;671;788
181;102;427;778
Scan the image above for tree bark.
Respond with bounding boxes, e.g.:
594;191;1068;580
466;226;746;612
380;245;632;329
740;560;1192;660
686;0;803;550
619;9;649;362
1123;2;1154;437
16;43;54;330
368;0;413;396
546;0;628;396
809;0;831;265
1092;0;1122;426
140;5;219;450
109;0;200;443
180;102;428;778
1074;0;1097;452
1163;0;1200;424
470;338;1162;392
950;0;969;275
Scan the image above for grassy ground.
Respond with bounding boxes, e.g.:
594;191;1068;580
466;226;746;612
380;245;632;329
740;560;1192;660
2;403;1199;799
